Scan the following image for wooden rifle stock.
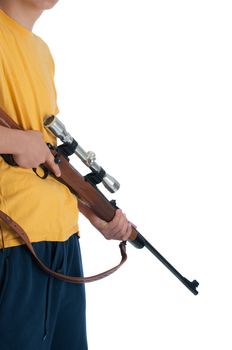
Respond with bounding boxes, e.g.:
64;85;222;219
0;108;199;294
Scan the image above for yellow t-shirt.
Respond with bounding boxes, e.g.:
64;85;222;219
0;9;79;248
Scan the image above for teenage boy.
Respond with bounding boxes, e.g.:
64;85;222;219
0;1;132;349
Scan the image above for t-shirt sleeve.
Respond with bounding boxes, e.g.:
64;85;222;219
37;36;60;115
47;47;60;115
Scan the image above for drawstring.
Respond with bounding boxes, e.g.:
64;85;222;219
42;243;66;341
0;223;5;255
43;276;52;341
43;242;62;341
0;256;9;306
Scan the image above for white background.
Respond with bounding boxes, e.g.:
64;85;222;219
36;1;232;349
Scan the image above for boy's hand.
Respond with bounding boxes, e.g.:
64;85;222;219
78;201;132;241
90;209;132;241
13;130;61;177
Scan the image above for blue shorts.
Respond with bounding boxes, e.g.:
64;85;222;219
0;233;88;350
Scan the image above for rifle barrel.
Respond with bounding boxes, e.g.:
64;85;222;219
130;232;199;295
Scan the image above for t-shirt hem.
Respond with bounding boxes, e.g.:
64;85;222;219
0;225;79;249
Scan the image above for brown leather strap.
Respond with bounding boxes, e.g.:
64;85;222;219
0;209;127;284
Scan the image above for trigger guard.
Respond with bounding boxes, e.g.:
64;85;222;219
32;165;49;179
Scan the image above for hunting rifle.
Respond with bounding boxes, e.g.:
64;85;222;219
0;108;199;295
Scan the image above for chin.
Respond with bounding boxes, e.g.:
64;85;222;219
43;0;59;9
29;0;59;10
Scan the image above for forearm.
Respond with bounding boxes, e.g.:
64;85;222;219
78;200;96;222
0;125;25;154
78;199;132;241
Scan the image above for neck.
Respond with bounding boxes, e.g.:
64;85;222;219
0;0;43;31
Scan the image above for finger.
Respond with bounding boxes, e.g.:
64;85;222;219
46;152;61;177
110;214;130;240
119;220;131;240
99;209;121;234
110;222;131;241
108;210;128;236
122;222;132;241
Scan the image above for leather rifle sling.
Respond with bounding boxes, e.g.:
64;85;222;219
0;107;127;283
